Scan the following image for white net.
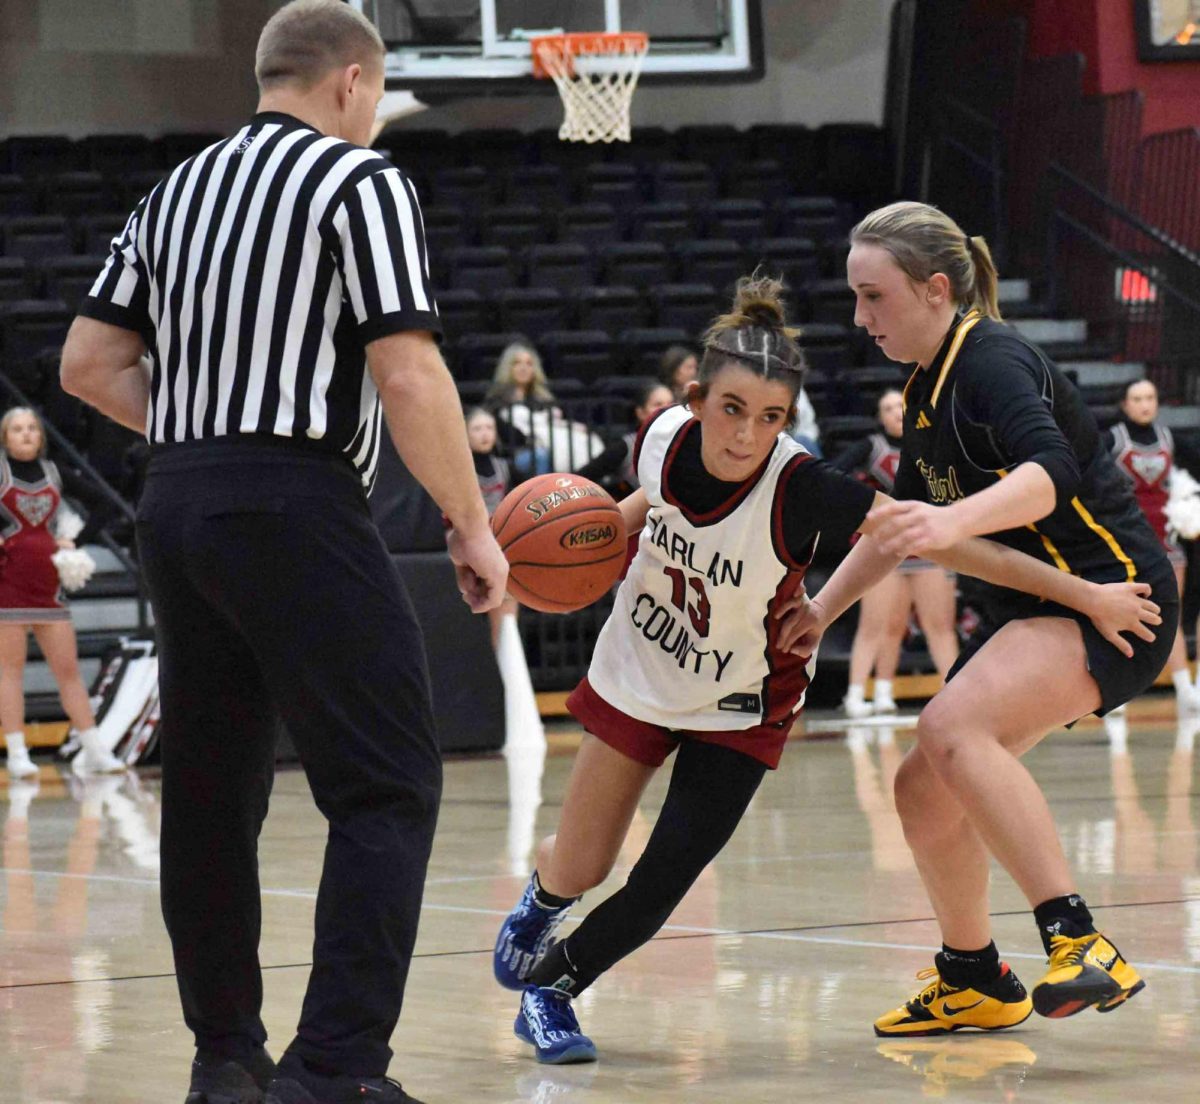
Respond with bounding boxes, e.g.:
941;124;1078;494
533;33;649;144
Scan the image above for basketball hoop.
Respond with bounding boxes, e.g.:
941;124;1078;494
531;32;649;144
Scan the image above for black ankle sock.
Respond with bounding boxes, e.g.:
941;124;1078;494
935;941;1001;988
527;936;600;995
1033;893;1096;954
532;870;576;911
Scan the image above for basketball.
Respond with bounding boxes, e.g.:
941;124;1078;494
491;473;628;612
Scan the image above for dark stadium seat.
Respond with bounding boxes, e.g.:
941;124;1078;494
41;171;112;218
628;201;695;247
431;165;493;208
580;163;641;207
451;331;525;382
673;239;746;292
600;241;671;289
0;299;72;370
774;197;843;244
556;203;621;249
809;278;856;325
722;158;788;202
34;346;89;447
42;255;106;312
524;243;595;290
478;204;550;250
1;216;72;262
421;205;469;254
615;127;677;170
838;366;907;411
676;125;752;167
747;237;820;290
0;257;31;302
79;134;156;176
76;212;130;255
153;132;223;166
573;285;643;334
703;198;769;241
436;288;489;342
819;414;879;456
0;175;38;217
0;135;77;178
495;287;571;338
650;161;718;205
374;129;456;176
114;168;167;211
502;164;569;208
648;283;718;335
748;124;820;180
616;326;691;375
444;245;514;294
539;330;614;386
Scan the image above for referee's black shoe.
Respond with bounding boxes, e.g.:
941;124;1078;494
265;1073;423;1103
185;1047;276;1104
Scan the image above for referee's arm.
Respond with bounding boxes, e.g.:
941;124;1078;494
61;202;152;432
339;168;507;611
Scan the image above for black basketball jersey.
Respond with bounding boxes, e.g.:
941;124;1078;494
894;311;1170;585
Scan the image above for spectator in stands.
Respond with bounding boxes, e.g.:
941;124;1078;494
1105;378;1200;712
659;344;698;401
575;382;674;499
789;384;822;457
465;407;517;645
833;389;959;716
485;341;558;478
0;407;123;778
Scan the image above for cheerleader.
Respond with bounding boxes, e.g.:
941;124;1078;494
1106;378;1200;711
834;388;959;715
0;408;123;777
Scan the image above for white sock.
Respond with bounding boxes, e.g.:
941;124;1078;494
874;679;894;702
78;727;105;754
1173;669;1193;697
5;730;28;755
844;684;865;706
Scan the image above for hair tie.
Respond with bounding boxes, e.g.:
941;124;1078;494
964;234;975;254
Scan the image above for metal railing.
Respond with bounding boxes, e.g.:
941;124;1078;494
1044;163;1200;405
0;370;149;632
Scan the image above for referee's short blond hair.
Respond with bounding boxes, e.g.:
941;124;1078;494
256;0;385;92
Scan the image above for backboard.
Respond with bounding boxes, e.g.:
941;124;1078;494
349;0;763;93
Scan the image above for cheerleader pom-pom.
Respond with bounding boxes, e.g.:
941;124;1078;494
1166;466;1200;541
55;505;86;542
51;548;97;592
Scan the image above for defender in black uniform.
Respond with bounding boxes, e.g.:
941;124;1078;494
780;200;1174;1039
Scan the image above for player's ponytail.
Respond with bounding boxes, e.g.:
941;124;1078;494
851;201;1004;322
697;273;807;400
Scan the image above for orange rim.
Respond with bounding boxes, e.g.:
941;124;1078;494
531;32;649;79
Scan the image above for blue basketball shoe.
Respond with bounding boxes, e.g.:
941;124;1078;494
514;986;598;1064
494;875;575;990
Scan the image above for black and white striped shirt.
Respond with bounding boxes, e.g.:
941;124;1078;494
79;111;441;490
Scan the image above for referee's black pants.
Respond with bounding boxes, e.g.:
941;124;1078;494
136;439;442;1078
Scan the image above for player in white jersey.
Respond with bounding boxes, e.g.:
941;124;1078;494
491;275;1163;1066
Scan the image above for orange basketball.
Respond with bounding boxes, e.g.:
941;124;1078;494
491;473;628;613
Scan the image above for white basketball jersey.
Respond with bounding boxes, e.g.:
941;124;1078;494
588;405;816;731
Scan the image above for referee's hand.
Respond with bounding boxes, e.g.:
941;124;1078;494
447;527;510;613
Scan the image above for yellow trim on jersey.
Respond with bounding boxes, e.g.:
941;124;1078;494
997;467;1071;573
930;310;982;408
1070;497;1137;582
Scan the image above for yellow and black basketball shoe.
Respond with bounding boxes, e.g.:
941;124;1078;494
1031;932;1145;1018
874;963;1033;1037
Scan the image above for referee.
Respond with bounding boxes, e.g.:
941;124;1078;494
60;4;507;1103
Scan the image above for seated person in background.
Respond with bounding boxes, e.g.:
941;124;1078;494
832;388;960;716
485;341;559;478
1105;377;1200;712
788;384;822;457
659;343;698;402
465;407;517;647
575;382;674;499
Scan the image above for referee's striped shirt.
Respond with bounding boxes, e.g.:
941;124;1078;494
78;111;441;490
